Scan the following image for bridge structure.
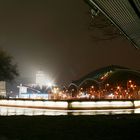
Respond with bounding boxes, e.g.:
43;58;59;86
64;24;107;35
86;0;140;49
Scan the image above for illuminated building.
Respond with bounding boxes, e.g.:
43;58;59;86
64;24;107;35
18;84;48;99
15;71;55;99
36;71;46;86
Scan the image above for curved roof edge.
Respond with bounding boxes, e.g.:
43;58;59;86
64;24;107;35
70;65;140;87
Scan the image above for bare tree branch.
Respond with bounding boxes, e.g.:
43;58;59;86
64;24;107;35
88;8;121;41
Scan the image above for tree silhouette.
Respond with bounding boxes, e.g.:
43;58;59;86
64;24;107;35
85;0;121;41
0;49;18;81
88;12;121;41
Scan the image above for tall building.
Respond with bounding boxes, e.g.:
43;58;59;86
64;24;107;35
36;71;46;86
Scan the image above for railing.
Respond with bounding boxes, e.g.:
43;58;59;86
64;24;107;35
0;99;140;110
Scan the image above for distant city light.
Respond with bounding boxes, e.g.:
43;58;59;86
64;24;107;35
16;78;140;100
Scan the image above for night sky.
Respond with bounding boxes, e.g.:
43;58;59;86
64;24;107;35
1;0;140;84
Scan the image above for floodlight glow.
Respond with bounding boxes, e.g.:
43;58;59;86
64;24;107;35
45;79;55;87
48;82;53;87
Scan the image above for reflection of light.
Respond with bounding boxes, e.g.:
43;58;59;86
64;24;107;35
134;108;140;114
71;101;133;109
0;106;135;116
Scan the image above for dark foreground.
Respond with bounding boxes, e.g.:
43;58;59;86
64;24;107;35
0;115;140;140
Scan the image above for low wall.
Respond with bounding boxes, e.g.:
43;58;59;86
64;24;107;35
0;99;140;110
